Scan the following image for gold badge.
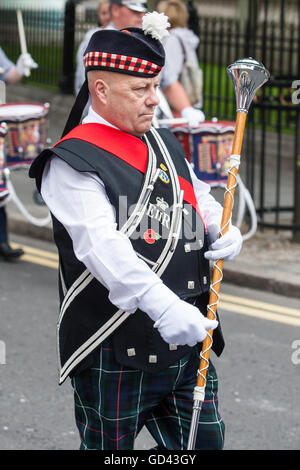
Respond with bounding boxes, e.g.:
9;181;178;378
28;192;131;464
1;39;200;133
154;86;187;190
158;164;169;184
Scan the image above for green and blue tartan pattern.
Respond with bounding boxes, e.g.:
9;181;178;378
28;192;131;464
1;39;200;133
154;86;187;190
71;338;225;450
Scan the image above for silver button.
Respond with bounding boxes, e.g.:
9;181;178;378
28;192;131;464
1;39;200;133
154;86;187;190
203;276;208;285
169;344;177;351
198;239;203;249
127;348;136;357
188;281;195;289
149;355;157;363
184;244;191;253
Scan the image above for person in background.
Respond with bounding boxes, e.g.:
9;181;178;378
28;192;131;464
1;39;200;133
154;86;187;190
0;46;37;85
74;0;147;118
75;0;202;128
0;46;37;260
156;0;204;125
75;0;111;96
75;0;147;96
98;0;111;27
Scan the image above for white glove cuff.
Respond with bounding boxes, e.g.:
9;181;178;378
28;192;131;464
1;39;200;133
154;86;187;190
181;106;193;117
138;282;180;323
16;55;25;76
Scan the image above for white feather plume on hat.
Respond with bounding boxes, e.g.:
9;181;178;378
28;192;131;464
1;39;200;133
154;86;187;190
142;11;170;41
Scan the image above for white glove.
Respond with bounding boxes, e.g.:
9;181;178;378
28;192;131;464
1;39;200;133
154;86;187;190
181;106;205;127
204;224;243;261
16;53;38;76
152;298;218;347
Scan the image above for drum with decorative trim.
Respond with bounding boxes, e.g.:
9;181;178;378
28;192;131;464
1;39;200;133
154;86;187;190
191;121;235;185
0;122;9;199
171;123;192;162
0;102;49;169
170;120;235;185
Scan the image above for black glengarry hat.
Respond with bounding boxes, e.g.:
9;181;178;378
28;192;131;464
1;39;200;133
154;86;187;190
84;28;164;77
62;12;170;137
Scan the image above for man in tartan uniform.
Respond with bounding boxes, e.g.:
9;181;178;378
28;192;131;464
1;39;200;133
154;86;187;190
30;9;242;450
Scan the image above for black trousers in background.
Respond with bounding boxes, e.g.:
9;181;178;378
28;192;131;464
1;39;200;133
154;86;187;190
0;206;8;243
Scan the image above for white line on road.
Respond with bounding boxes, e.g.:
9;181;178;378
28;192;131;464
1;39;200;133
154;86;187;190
219;301;300;327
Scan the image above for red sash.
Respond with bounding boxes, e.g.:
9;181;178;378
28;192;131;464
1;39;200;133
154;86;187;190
54;123;148;174
55;123;202;218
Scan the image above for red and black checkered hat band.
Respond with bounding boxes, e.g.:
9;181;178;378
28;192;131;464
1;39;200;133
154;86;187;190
83;51;162;76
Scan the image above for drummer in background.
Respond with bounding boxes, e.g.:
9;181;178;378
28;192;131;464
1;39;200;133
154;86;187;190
0;46;37;260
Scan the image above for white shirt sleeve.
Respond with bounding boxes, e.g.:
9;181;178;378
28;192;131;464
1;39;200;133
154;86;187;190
41;157;179;317
0;46;15;81
159;35;184;89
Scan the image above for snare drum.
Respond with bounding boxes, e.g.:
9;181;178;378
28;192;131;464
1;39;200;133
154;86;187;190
191;121;235;185
0;102;49;169
0;122;9;199
171;123;192;162
170;120;235;185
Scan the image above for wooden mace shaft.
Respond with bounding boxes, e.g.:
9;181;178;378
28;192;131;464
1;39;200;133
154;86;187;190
196;111;248;389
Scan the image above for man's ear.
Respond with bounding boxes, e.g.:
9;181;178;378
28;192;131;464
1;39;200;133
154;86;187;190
94;78;109;105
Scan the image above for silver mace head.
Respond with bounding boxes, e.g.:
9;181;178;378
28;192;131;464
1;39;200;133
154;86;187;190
227;57;270;113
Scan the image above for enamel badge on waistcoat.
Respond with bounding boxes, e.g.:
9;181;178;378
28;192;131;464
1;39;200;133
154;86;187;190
127;155;175;264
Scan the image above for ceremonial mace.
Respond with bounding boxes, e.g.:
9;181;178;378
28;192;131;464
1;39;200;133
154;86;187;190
187;58;270;450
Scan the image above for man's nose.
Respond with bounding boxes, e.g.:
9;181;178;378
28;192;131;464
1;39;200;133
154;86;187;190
147;87;160;106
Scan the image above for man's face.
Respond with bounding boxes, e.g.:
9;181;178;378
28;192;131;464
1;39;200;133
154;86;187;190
95;72;160;137
112;5;144;29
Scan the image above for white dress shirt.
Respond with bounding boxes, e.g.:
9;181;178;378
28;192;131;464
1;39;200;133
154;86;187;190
41;107;223;319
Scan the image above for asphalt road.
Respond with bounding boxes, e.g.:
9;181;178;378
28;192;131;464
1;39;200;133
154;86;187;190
0;234;299;451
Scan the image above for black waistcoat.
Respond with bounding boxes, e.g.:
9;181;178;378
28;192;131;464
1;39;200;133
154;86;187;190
30;124;224;384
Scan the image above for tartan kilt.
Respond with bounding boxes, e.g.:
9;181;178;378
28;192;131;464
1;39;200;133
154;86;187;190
71;337;225;450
